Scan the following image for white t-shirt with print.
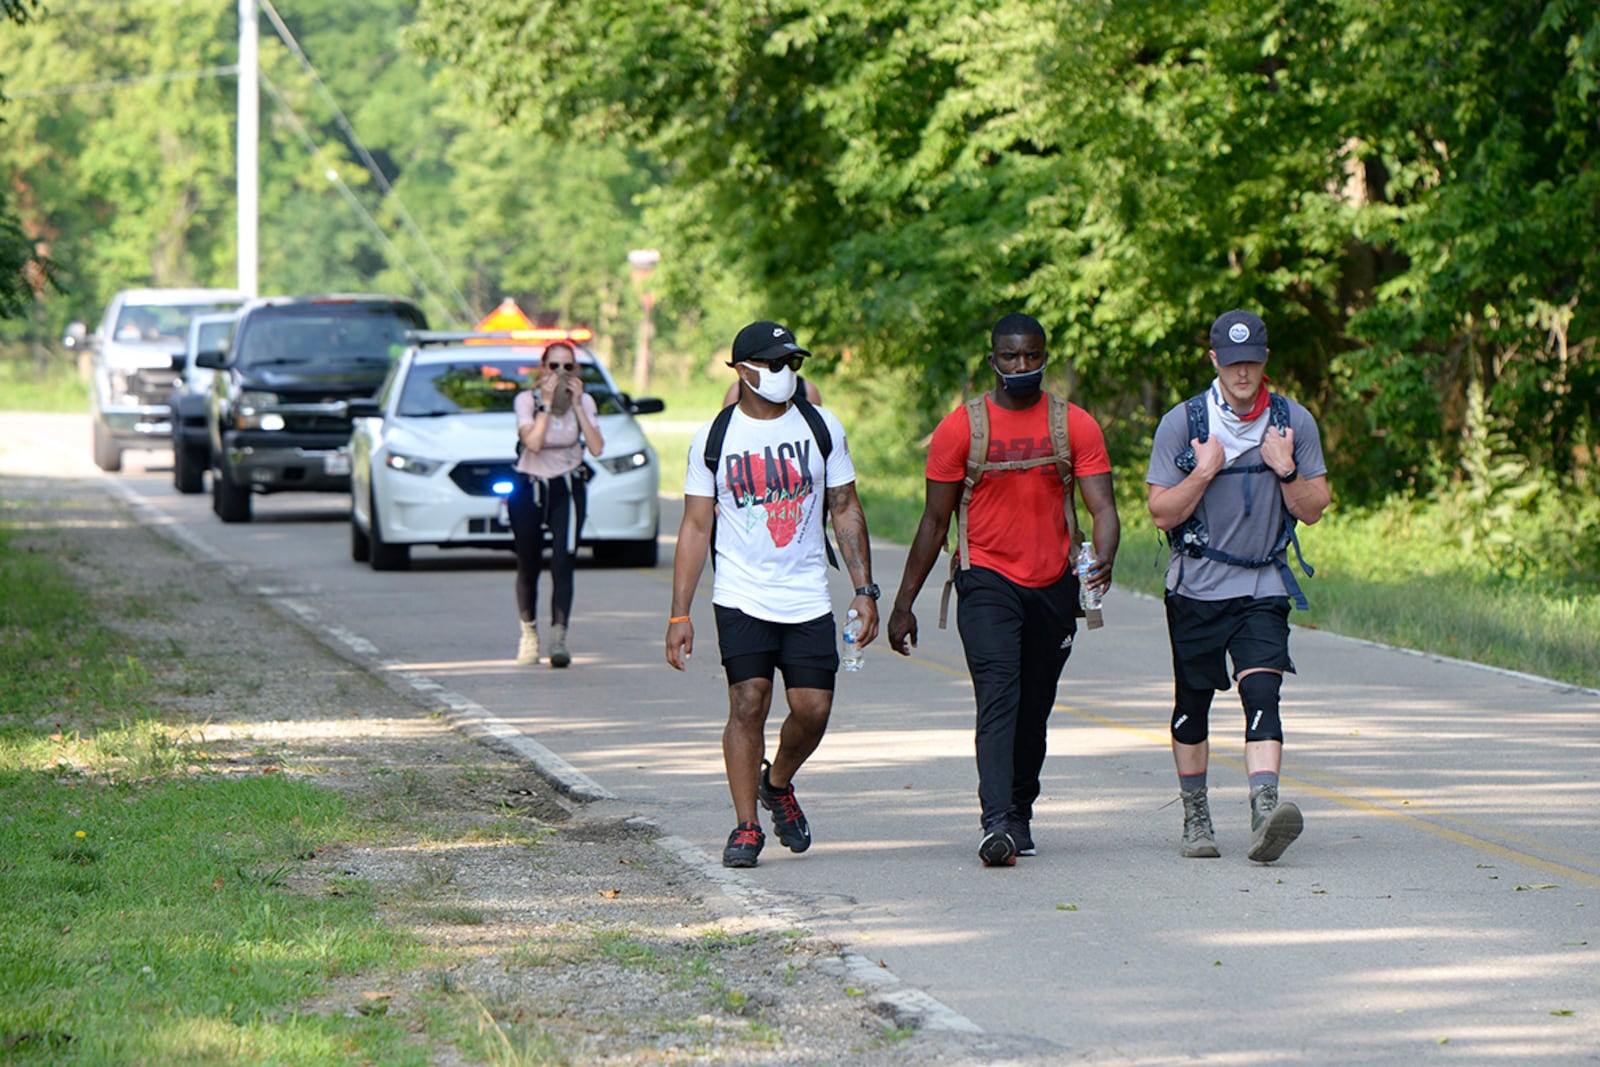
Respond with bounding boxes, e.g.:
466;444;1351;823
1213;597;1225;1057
683;404;856;623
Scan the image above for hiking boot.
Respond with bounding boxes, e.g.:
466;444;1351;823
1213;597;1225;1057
1180;789;1220;859
978;828;1017;868
758;760;812;853
1248;783;1303;863
722;821;764;868
516;621;540;666
548;623;570;669
1008;818;1036;857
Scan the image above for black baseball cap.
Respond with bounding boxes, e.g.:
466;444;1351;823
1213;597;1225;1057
731;320;810;364
1209;309;1269;365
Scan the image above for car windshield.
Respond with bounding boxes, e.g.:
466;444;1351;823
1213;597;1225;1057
115;302;242;344
236;304;427;369
397;353;622;417
191;320;233;356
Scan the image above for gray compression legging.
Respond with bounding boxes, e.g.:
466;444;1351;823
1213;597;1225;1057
508;471;586;627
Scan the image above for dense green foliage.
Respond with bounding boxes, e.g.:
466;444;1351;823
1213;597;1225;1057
408;0;1599;509
3;1;1597;536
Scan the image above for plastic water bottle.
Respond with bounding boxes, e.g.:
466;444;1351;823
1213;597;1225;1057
1077;543;1104;630
841;609;864;671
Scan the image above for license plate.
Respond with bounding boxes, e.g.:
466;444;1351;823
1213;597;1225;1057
324;452;352;476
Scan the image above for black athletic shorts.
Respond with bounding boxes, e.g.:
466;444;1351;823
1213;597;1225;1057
713;604;839;691
1165;593;1294;692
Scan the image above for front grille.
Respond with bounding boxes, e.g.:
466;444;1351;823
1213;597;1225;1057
279;412;353;435
449;459;518;497
129;368;182;405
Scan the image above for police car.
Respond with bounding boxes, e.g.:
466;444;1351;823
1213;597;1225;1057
347;328;664;570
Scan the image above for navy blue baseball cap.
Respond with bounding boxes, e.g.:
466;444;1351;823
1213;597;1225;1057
1210;309;1269;365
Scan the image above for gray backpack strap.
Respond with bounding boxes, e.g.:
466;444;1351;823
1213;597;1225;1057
939;395;991;628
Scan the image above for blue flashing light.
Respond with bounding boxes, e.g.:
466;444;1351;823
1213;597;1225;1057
491;480;515;496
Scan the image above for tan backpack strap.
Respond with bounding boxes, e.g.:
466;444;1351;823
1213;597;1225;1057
937;553;959;629
956;395;989;572
1047;392;1079;547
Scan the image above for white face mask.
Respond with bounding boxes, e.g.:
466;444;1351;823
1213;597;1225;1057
746;364;797;404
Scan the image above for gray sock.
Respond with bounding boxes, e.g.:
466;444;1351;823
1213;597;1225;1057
1180;772;1207;795
1249;771;1279;793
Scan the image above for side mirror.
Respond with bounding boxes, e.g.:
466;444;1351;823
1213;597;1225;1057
62;321;87;349
630;397;666;415
346;398;382;419
193;350;227;370
170;351;187;370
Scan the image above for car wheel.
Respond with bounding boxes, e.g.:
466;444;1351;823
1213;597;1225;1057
350;499;372;563
173;443;206;494
368;486;410;571
92;420;122;472
212;462;252;523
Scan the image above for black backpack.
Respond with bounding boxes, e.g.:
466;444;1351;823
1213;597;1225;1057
703;391;839;569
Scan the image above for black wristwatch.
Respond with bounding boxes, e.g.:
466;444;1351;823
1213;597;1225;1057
1278;466;1298;484
854;584;881;601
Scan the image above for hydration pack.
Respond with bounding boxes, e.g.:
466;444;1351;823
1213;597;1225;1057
1169;390;1314;609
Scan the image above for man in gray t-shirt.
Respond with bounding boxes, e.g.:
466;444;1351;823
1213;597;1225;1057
1145;309;1331;865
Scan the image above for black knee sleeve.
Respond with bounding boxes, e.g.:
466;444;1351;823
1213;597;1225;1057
1170;684;1213;745
1239;672;1284;742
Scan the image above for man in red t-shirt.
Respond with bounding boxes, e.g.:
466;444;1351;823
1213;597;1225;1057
888;313;1121;868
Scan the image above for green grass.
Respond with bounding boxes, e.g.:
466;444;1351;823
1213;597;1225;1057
0;356;88;413
641;363;1600;690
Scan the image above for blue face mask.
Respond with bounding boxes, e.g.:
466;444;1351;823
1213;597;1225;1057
992;359;1045;398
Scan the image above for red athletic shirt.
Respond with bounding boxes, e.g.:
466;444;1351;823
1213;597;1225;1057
927;395;1112;587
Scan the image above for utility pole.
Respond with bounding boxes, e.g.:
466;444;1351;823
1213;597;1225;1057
237;0;259;296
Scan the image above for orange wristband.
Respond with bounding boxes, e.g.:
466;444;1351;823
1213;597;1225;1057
668;615;690;624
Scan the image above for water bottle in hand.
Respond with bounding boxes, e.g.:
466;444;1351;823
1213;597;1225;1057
841;609;864;671
1077;542;1104;630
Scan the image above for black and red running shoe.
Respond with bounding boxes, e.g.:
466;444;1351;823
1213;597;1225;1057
722;821;765;868
758;759;812;853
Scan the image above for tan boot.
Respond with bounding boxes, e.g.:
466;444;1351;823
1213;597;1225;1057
548;623;570;668
516;621;540;666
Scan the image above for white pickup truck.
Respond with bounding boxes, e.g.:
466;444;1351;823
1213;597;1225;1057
63;287;246;471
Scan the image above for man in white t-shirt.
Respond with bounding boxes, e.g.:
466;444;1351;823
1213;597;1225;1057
666;320;879;868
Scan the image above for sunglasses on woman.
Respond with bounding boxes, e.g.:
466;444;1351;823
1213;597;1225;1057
545;362;576;372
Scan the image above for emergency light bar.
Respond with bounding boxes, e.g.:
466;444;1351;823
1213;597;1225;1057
407;327;594;345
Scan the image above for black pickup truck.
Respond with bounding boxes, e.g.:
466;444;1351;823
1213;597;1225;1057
197;295;427;523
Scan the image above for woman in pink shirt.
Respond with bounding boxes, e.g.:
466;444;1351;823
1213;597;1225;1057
509;343;605;667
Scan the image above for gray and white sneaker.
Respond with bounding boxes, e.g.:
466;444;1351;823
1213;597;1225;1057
1181;789;1220;859
1247;783;1303;863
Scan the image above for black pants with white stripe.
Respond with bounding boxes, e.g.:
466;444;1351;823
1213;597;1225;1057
508;470;587;627
954;564;1079;834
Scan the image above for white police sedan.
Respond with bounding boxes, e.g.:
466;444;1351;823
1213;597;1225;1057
347;329;664;571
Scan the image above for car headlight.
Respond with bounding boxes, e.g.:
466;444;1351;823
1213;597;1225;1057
384;451;443;476
599;450;651;475
235;390;283;430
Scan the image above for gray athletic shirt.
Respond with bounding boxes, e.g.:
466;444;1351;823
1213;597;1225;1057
1145;396;1326;601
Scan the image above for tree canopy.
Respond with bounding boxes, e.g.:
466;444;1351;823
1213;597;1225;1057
410;0;1600;500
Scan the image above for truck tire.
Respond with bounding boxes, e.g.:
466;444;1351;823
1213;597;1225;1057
212;462;253;523
173;443;206;494
92;420;122;472
368;487;410;571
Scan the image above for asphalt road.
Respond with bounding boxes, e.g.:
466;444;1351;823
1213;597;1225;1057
6;414;1598;1065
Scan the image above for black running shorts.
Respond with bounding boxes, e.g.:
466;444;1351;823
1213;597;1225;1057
1165;593;1294;692
714;605;839;690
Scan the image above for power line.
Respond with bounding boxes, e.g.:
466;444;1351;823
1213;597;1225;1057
259;0;476;324
258;71;454;327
